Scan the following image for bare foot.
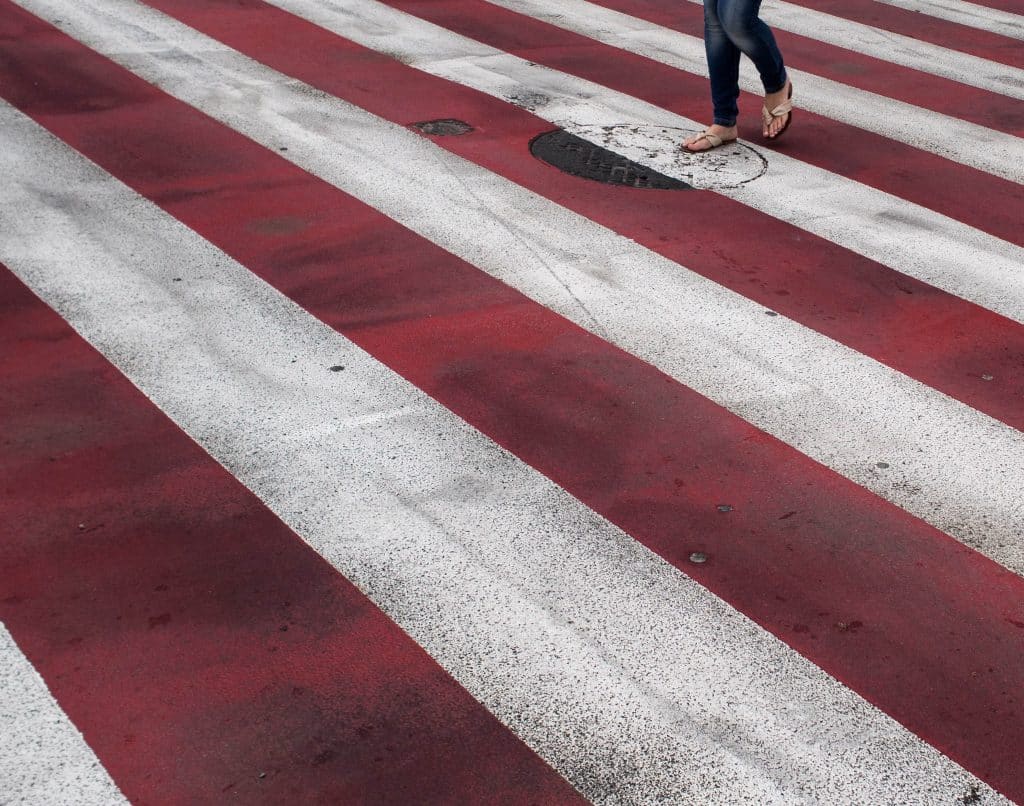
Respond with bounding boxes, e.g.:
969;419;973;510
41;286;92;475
762;81;792;138
682;124;738;152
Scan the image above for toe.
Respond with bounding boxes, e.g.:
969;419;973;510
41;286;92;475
768;113;788;138
683;133;712;151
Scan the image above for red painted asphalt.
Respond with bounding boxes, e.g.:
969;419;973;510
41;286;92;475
0;264;586;804
3;2;1024;799
131;0;1024;432
780;0;1024;70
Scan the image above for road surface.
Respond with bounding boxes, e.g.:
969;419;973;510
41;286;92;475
2;0;1023;802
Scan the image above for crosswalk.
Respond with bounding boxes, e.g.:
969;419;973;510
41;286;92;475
1;0;1022;802
870;0;1024;36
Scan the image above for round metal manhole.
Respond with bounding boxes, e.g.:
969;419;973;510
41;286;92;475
530;128;690;190
413;118;474;136
531;124;767;190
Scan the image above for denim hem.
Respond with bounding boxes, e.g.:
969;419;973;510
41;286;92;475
763;70;789;95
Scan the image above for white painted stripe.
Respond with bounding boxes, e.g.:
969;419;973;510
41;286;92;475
691;0;1024;99
483;0;1024;184
15;0;1024;580
872;0;1024;41
261;0;1024;323
0;101;1005;806
0;624;128;806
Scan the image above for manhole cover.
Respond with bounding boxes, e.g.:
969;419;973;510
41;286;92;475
531;129;690;190
413;119;474;136
533;124;768;190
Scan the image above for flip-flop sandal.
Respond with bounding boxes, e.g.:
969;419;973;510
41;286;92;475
682;130;737;152
761;82;794;140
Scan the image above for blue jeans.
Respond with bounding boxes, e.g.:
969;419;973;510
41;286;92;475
704;0;788;126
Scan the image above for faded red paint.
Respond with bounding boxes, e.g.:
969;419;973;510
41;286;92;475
0;266;586;803
122;0;1024;430
3;3;1024;801
779;0;1024;70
